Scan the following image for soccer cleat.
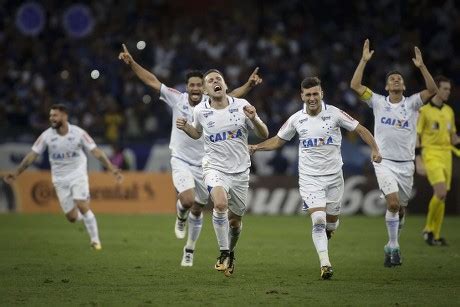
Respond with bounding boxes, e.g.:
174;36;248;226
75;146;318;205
214;250;230;271
384;245;392;268
434;238;448;246
320;266;333;280
224;251;235;277
175;217;187;239
91;242;102;250
390;248;402;266
326;230;334;240
181;248;194;267
423;231;435;246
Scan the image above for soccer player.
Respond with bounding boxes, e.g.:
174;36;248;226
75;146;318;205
350;39;438;267
176;69;269;277
416;75;459;246
119;44;261;266
3;104;122;250
249;77;381;279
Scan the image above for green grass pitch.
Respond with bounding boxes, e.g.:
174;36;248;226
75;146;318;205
0;214;459;306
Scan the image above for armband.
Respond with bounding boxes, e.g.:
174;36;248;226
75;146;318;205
359;87;372;101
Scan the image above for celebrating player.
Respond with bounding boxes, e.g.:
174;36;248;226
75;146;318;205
119;44;262;266
3;104;123;250
249;77;381;279
350;39;437;266
176;69;269;277
416;75;459;246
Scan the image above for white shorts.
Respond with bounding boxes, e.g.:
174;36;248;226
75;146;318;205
203;168;250;216
53;176;90;214
170;157;208;205
299;171;344;215
373;159;414;206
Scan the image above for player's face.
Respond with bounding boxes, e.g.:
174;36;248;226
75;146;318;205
49;109;67;129
204;72;228;99
438;81;451;101
385;74;405;92
301;85;323;113
186;77;204;104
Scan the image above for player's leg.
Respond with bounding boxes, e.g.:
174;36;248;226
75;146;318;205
171;158;197;239
181;201;205;267
374;161;401;267
226;211;242;277
423;154;448;245
71;177;100;249
325;173;343;240
205;169;231;271
432;182;447;244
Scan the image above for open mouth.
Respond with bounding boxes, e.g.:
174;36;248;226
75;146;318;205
214;85;222;93
190;93;201;100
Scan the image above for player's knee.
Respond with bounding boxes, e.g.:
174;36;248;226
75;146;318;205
434;190;447;201
190;204;203;217
310;210;326;228
387;198;400;212
229;218;241;229
66;214;77;223
326;219;340;231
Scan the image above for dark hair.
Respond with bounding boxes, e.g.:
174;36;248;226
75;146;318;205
434;75;451;87
185;70;203;83
385;70;403;83
301;77;321;89
203;69;224;79
50;104;68;114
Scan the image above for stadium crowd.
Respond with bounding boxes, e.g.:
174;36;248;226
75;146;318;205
1;0;459;174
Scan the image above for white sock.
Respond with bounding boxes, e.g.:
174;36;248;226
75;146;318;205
176;199;189;220
185;212;203;251
229;222;242;252
385;210;399;248
398;214;405;238
82;210;100;244
212;209;229;251
76;211;83;222
326;219;339;232
311;211;330;267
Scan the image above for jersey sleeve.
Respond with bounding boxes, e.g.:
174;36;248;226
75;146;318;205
159;84;182;108
408;93;424;110
359;87;383;109
191;106;203;133
416;108;426;134
81;130;97;151
277;115;297;141
335;108;359;131
31;131;47;154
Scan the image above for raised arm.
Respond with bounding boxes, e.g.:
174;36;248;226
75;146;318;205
248;136;286;155
119;44;162;92
243;105;269;139
350;39;374;97
176;118;202;139
3;151;39;184
354;124;382;163
412;47;437;103
90;147;123;183
229;67;262;98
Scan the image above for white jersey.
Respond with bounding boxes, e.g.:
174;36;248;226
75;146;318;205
31;124;97;182
363;91;423;161
192;96;255;173
160;84;206;166
277;102;359;176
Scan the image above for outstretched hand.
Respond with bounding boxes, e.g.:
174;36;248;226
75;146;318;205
248;145;258;155
361;39;374;62
248;67;263;87
176;118;188;131
118;44;134;65
112;169;123;184
372;150;382;163
412;46;424;68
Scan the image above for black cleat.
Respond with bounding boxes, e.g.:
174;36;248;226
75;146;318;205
224;251;235;277
390;248;402;266
320;266;333;279
423;231;435;246
384;246;392;268
434;238;448;246
214;250;229;271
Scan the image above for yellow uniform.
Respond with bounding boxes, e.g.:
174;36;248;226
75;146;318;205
417;101;456;241
417;102;456;189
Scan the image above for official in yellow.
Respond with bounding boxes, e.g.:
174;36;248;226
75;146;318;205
416;75;459;246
